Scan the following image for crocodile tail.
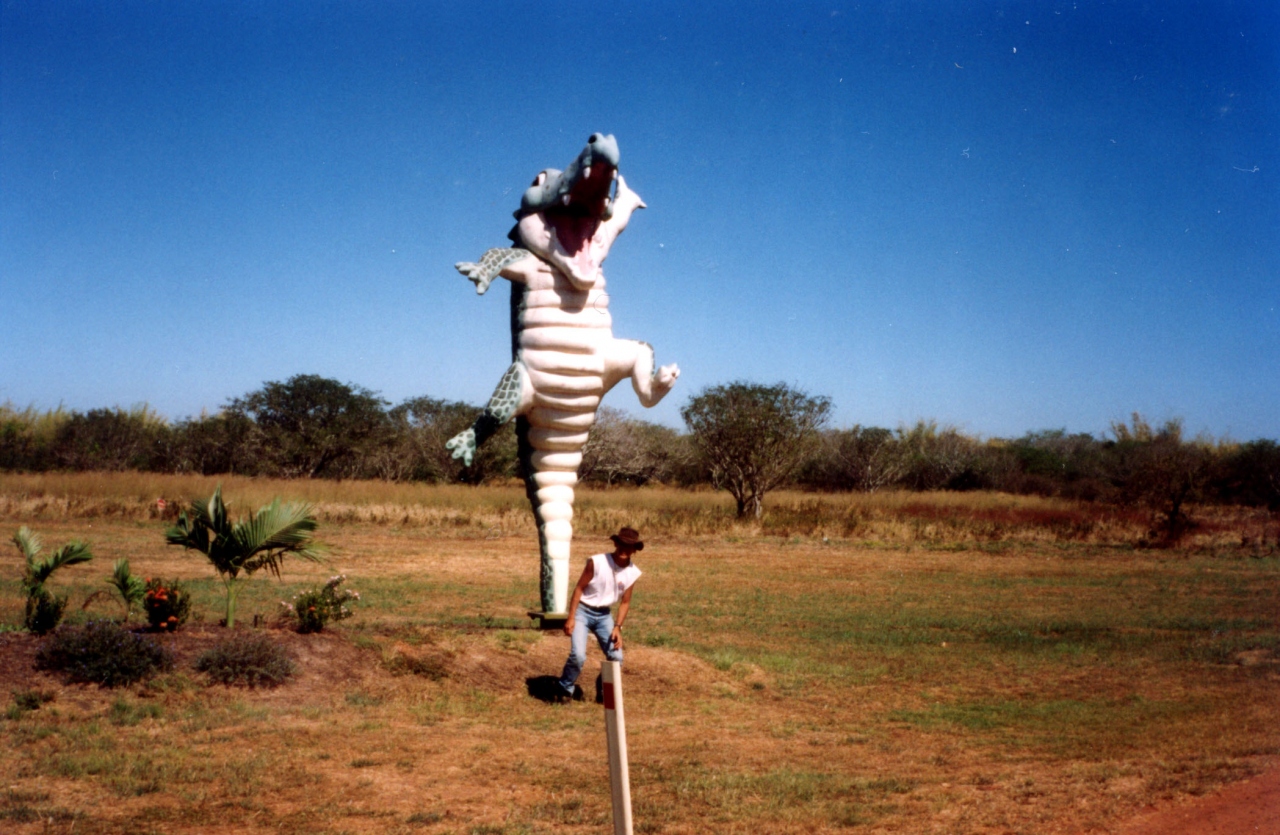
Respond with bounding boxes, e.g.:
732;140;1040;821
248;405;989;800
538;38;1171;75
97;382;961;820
517;417;555;612
519;415;583;614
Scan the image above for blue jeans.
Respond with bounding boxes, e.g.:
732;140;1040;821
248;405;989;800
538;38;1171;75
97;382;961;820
558;603;623;694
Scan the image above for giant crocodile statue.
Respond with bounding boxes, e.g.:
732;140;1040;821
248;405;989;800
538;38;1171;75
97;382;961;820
448;133;680;616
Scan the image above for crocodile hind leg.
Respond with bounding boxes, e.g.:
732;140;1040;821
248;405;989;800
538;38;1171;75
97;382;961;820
446;361;529;466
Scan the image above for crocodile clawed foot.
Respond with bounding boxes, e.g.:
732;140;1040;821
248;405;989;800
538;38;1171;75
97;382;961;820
445;428;477;466
654;363;680;394
455;261;495;295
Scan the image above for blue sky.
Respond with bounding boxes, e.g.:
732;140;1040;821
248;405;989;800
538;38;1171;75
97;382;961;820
2;1;1277;440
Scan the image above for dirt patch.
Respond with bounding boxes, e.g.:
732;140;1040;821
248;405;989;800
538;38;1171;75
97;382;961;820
1093;765;1280;835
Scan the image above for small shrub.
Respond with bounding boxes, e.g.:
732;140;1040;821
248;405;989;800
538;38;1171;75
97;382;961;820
36;620;174;687
196;632;295;687
24;590;68;635
13;527;94;635
143;578;192;632
12;689;55;711
107;559;146;621
108;696;163;725
282;574;360;633
7;689;55;719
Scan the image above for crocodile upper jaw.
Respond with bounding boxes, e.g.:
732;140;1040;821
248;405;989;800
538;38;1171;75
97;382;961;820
518;133;621;221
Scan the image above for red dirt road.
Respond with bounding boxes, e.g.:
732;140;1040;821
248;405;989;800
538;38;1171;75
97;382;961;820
1102;766;1280;835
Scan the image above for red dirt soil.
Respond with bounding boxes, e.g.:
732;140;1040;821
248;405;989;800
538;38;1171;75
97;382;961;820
1094;766;1280;835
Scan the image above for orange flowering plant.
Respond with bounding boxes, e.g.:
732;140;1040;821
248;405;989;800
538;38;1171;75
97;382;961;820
143;578;192;632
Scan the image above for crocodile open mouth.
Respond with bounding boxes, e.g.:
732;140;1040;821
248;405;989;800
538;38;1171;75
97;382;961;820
564;160;618;220
548;159;616;281
512;133;625;288
547;212;604;281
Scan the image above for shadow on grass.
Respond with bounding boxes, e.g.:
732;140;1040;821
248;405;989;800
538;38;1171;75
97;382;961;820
526;675;567;704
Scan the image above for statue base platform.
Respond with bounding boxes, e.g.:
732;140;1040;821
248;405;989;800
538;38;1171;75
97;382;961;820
528;610;569;630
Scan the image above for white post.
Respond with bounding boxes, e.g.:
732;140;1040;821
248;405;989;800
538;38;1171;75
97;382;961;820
601;660;633;835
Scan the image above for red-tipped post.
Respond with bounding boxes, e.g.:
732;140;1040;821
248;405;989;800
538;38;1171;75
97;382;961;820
602;660;633;835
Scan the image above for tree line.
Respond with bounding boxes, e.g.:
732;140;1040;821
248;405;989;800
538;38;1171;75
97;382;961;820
3;375;1278;525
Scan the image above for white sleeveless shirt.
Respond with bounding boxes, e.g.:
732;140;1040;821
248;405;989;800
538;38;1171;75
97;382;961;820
579;553;641;609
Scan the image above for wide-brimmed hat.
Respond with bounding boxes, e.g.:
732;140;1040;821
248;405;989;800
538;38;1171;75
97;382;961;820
610;527;644;551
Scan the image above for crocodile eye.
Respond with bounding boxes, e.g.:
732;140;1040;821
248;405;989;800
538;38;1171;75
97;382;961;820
589;133;601;143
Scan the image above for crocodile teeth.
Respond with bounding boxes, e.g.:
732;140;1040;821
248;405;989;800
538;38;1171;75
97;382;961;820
582;164;592;181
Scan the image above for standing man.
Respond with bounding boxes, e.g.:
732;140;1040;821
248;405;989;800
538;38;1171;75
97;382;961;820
557;527;643;703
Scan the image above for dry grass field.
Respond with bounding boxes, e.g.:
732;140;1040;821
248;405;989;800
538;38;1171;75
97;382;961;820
1;473;1278;834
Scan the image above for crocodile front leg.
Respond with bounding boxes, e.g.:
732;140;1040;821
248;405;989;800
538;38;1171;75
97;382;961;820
455;248;533;294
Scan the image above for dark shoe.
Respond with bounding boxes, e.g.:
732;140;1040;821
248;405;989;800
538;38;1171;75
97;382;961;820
572;684;585;702
594;674;604;704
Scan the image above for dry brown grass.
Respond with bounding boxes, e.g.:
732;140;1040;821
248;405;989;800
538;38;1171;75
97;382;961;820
1;474;1277;834
6;471;1274;550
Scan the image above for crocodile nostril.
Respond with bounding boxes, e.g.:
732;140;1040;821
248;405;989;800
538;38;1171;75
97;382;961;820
589;133;601;143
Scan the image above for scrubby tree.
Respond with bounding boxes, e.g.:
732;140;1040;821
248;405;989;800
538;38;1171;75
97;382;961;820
170;410;261;475
803;427;899;492
0;403;69;471
385;396;517;483
227;375;389;478
1001;429;1109;499
895;420;985;491
1215;439;1280;510
53;406;169;471
166;486;321;628
580;407;686;486
682;381;831;518
1108;414;1218;543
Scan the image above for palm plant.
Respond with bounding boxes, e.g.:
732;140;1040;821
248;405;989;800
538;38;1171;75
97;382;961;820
13;526;94;634
107;558;146;621
165;486;321;628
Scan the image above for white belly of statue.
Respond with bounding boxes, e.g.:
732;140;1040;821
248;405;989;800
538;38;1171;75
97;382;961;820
517;268;614;612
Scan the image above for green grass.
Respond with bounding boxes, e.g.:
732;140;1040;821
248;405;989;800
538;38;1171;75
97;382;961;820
631;763;915;829
888;696;1197;752
632;550;1280;681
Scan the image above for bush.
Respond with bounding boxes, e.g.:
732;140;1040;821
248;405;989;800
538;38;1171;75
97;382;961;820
283;575;360;633
196;632;295;687
143;578;192;632
36;621;173;687
24;590;68;635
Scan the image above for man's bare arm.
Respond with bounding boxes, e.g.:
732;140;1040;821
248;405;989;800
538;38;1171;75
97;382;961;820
610;584;635;649
562;559;595;636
